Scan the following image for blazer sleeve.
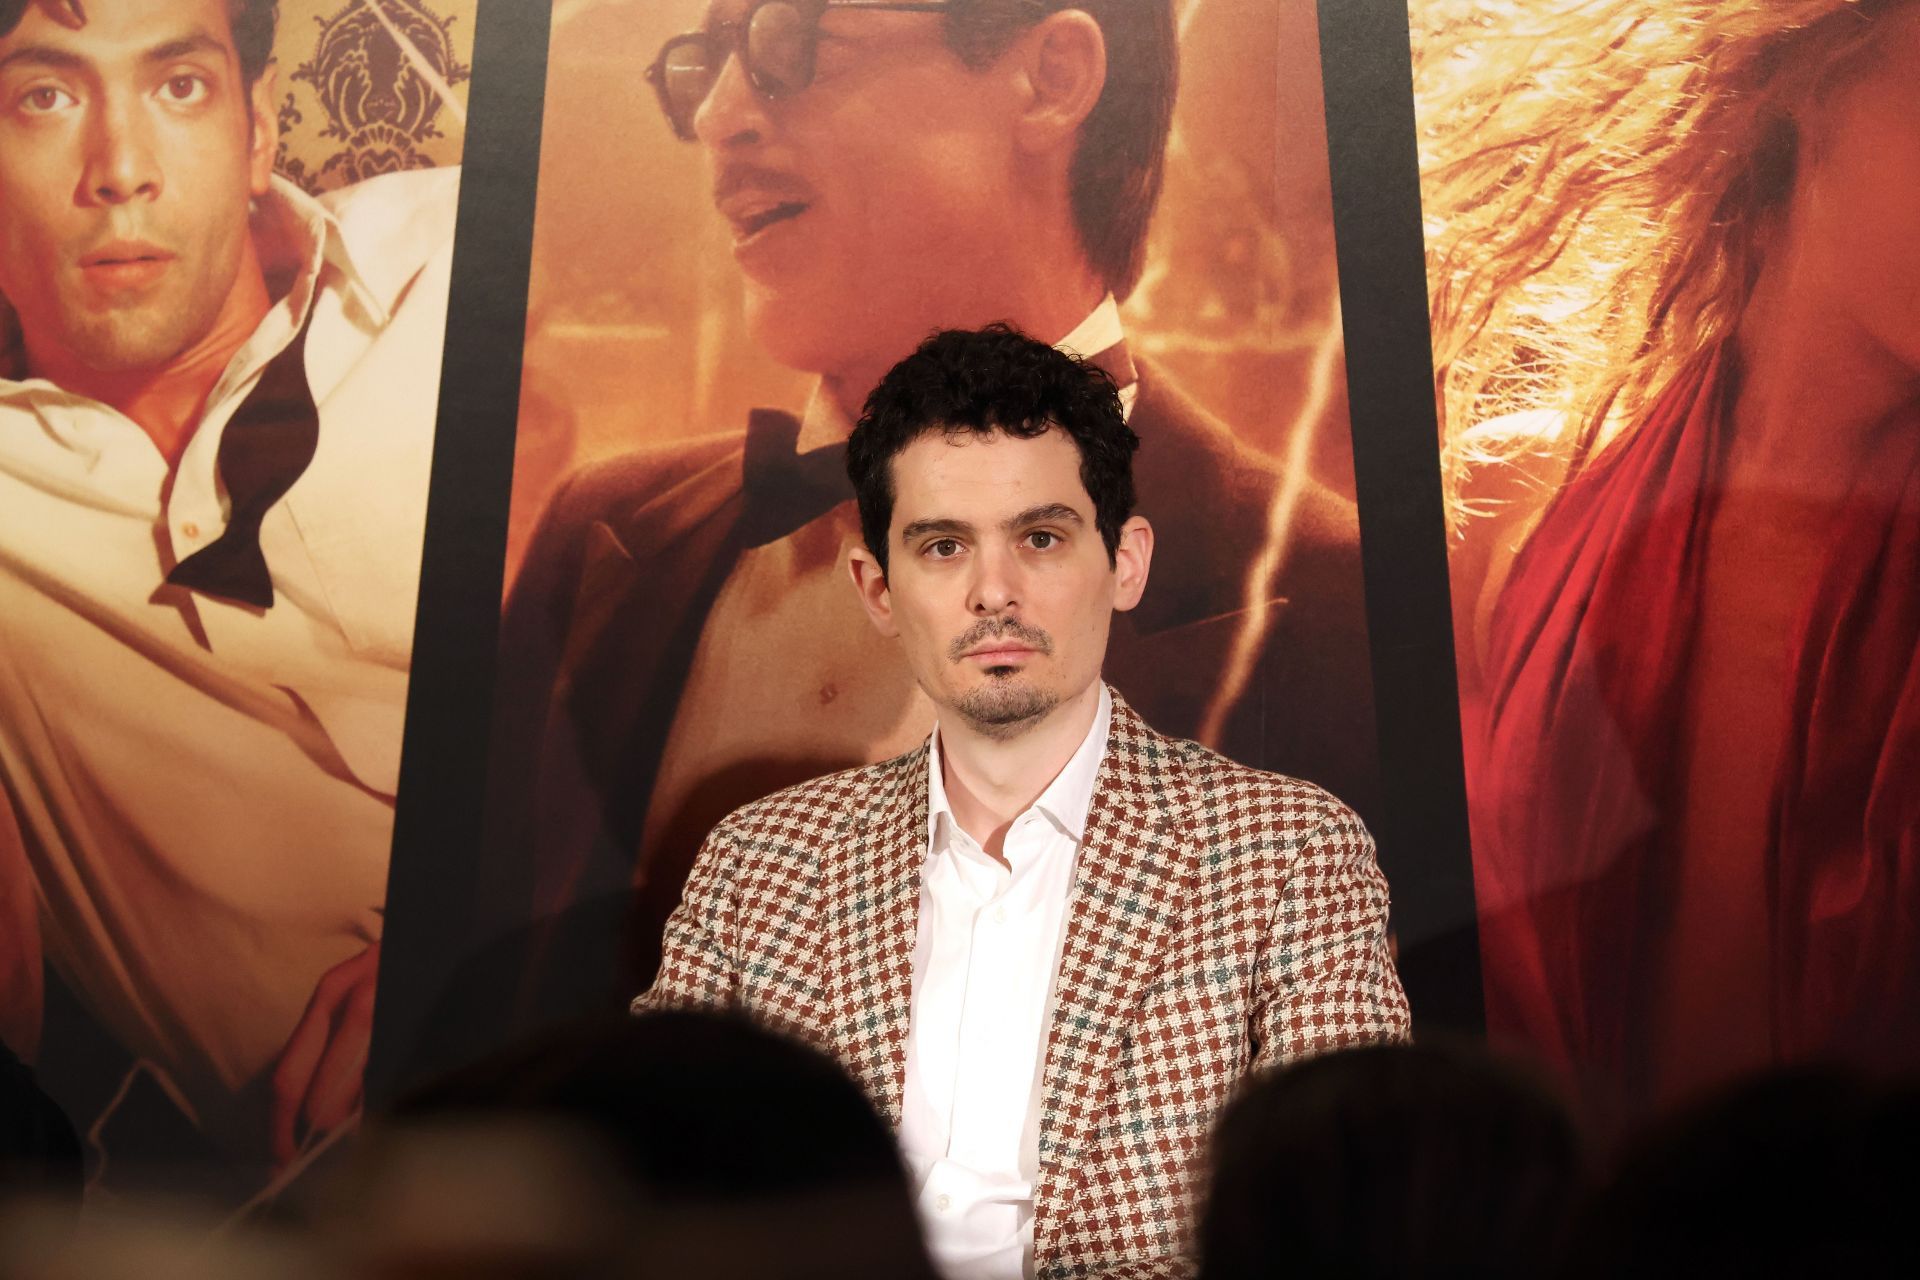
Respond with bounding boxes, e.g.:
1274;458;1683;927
1250;805;1412;1070
631;824;743;1014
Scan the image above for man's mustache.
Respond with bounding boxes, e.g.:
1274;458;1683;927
948;618;1054;663
712;161;814;207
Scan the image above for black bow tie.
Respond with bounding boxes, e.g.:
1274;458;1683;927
739;407;851;549
165;313;320;610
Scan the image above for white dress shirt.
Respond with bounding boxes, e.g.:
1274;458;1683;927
0;167;459;1150
900;685;1112;1280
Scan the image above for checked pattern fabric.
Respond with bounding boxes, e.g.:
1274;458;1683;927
636;688;1411;1278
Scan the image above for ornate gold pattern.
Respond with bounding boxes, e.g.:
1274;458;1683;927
274;0;474;194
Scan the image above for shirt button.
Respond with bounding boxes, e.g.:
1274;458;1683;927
935;1194;952;1212
181;521;200;539
992;906;1008;926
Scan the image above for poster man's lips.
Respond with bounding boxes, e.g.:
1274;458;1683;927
714;163;816;239
81;241;174;267
728;199;810;239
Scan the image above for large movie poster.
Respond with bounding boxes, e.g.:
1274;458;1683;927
449;0;1388;1054
1412;0;1920;1109
0;0;474;1201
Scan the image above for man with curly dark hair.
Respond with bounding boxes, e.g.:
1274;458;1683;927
638;326;1407;1280
475;2;1379;1071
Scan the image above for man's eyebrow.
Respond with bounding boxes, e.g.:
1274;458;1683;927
0;30;228;79
1004;503;1086;531
143;32;230;66
897;505;1087;543
0;44;88;76
899;517;977;543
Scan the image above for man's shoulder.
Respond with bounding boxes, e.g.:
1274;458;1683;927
541;431;749;533
318;165;463;246
312;167;464;311
1128;358;1359;614
1159;731;1363;840
704;746;927;851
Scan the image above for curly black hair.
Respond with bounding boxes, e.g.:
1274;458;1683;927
847;323;1140;576
0;1;278;86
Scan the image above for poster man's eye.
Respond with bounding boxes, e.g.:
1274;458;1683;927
19;85;76;114
161;75;209;104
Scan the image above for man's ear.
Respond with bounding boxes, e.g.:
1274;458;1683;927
1111;515;1153;613
1011;9;1106;158
847;543;900;638
247;64;280;199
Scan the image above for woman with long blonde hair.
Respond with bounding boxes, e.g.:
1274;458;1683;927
1416;0;1920;1105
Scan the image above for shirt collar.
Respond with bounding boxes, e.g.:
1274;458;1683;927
0;175;382;394
926;682;1113;853
1055;294;1125;366
254;173;388;331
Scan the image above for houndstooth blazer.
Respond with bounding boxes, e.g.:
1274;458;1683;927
634;688;1410;1278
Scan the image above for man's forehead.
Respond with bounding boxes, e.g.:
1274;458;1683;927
893;428;1094;506
0;0;237;59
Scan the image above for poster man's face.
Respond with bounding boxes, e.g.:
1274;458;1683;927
857;426;1149;738
693;2;1028;384
0;0;274;375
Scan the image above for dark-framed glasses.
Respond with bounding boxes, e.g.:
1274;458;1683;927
645;0;956;141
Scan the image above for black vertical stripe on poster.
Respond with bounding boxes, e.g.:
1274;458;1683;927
1316;0;1481;1033
366;0;551;1108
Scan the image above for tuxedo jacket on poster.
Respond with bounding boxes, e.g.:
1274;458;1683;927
472;359;1379;1029
634;689;1411;1279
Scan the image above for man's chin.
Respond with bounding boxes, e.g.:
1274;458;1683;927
62;313;201;377
954;678;1058;741
742;282;847;378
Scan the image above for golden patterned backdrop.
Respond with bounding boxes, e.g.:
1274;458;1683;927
271;0;475;194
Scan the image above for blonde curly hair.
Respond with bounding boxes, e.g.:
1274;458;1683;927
1413;0;1908;524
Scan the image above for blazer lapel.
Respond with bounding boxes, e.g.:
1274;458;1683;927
528;449;748;918
1033;693;1201;1230
818;743;928;1125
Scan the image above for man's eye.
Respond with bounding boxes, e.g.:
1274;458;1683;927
160;75;209;104
927;538;961;559
18;85;76;114
1028;530;1058;550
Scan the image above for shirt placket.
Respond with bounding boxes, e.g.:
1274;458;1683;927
949;817;1042;1174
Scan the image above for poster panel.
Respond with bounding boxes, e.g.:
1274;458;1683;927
451;0;1389;1056
0;0;475;1200
1411;0;1920;1109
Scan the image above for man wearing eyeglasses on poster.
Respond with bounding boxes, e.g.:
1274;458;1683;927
484;0;1376;1057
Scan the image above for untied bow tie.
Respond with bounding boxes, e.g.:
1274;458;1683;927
165;312;320;610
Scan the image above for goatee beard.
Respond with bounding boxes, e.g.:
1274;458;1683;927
948;617;1057;739
955;677;1058;741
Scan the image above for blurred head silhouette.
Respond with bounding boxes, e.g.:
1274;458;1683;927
1199;1040;1588;1280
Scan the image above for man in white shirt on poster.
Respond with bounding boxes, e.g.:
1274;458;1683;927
0;0;458;1175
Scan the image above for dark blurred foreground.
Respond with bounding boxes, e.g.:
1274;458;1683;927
4;1017;1917;1278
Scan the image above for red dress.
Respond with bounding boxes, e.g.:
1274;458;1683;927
1464;348;1920;1101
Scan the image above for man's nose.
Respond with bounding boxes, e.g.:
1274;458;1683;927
82;98;163;206
694;45;775;148
969;547;1023;616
